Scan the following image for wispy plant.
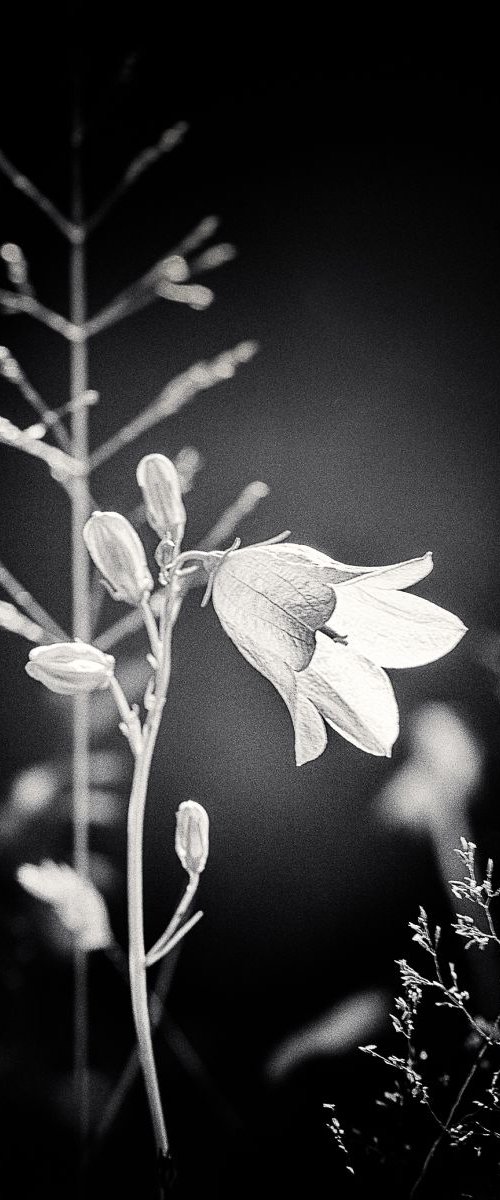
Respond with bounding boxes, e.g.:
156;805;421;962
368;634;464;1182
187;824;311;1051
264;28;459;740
327;841;500;1196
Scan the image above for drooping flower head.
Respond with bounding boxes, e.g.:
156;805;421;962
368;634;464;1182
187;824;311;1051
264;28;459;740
83;511;153;605
171;539;467;766
25;641;115;694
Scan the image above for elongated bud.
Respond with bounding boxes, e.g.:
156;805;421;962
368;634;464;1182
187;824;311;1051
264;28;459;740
25;642;115;694
175;800;209;875
136;453;186;544
83;511;154;605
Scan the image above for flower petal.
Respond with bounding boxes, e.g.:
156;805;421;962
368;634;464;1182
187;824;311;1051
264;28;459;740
299;634;399;756
220;616;327;765
328;584;467;668
212;545;337;671
289;545;433;590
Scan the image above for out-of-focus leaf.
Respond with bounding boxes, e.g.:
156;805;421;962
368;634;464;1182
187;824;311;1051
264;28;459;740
266;990;389;1081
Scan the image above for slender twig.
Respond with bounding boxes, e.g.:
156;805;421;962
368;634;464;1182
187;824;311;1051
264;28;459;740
146;910;203;969
145;874;199;967
140;597;161;661
0;288;81;339
0;559;69;641
85;122;188;236
0;417;84;484
88;341;258;474
126;579;183;1156
409;1040;490;1197
0;352;72;451
69;108;92;1148
0;147;79;241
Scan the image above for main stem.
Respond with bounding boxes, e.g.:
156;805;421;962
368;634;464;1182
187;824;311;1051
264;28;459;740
127;589;180;1158
70;119;91;1144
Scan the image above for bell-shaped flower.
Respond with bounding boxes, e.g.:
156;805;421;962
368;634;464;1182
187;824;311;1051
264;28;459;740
17;860;113;952
175;800;209;874
83;511;153;605
197;542;467;765
25;641;115;695
136;453;186;544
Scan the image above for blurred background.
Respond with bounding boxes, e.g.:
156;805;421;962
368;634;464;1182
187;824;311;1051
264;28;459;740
1;18;500;1199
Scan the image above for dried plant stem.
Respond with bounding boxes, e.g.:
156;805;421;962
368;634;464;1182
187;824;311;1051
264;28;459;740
70;126;92;1146
409;1040;489;1197
127;583;181;1157
145;874;199;967
0;147;78;241
0;559;69;641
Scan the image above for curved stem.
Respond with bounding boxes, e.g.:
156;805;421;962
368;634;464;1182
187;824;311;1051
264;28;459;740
146;874;199;966
127;582;180;1156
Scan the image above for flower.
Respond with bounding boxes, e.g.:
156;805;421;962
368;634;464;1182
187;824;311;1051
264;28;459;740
200;542;467;765
83;511;153;605
17;860;113;952
25;641;115;694
175;800;209;874
136;453;186;543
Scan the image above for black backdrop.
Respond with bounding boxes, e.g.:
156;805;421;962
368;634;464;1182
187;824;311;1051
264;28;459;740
1;20;500;1199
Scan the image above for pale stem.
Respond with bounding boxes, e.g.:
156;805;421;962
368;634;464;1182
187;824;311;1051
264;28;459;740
0;559;70;642
8;366;72;451
69;118;91;1146
127;582;181;1157
0;147;78;241
84;121;188;236
145;873;199;966
140;596;161;660
146;910;203;969
0;288;80;340
107;672;137;724
88;342;258;474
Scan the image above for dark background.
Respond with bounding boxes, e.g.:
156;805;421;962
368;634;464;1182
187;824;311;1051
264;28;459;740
1;18;500;1199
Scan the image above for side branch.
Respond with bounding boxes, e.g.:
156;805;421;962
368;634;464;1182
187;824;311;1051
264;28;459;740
85;121;188;235
0;148;79;242
88;341;258;474
0;289;81;340
0;559;69;642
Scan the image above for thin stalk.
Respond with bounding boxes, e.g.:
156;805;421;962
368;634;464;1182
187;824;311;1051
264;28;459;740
70;117;92;1147
409;1040;489;1197
127;583;181;1157
145;874;199;966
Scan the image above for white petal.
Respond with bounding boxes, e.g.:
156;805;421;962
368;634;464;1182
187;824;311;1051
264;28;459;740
285;546;433;589
328;584;467;668
339;553;434;591
299;635;399;756
212;546;337;671
219;616;327;765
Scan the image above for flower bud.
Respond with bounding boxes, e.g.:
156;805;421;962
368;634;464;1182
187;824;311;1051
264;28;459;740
175;800;209;875
25;641;115;694
136;454;186;544
83;511;154;605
